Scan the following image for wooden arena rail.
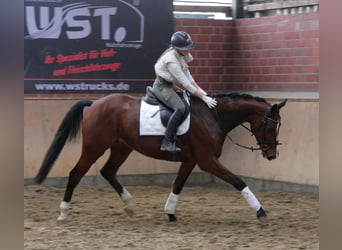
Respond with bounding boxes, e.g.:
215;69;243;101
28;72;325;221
247;0;319;12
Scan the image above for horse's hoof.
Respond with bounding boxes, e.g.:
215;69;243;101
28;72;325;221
57;215;67;221
258;215;269;225
167;214;177;222
257;211;269;225
124;207;134;217
256;207;268;225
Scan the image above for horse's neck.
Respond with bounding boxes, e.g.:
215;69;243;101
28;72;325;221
191;98;222;130
190;97;265;134
218;100;265;133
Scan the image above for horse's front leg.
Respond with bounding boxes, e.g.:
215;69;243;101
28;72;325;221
164;162;196;222
198;158;268;224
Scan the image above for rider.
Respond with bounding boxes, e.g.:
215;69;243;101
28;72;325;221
152;31;217;152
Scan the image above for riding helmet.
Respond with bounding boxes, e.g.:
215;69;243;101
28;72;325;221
170;31;195;50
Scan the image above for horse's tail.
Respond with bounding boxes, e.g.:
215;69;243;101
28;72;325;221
34;100;93;184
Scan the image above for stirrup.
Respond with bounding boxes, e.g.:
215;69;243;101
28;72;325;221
160;141;181;152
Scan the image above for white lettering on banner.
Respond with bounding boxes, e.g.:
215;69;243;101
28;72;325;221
25;1;144;46
25;5;117;40
93;8;118;40
65;7;92;39
34;82;130;91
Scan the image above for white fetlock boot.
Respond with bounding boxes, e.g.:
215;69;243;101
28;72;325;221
57;201;70;221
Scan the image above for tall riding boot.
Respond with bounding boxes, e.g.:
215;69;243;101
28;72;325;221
160;110;183;152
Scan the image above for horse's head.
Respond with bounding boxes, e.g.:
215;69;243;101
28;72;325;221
250;99;287;160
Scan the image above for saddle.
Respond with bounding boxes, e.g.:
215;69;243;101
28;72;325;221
142;86;190;127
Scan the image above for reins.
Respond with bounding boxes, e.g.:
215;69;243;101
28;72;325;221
226;124;263;152
214;104;282;153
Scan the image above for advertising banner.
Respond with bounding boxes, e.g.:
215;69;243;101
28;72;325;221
24;0;174;94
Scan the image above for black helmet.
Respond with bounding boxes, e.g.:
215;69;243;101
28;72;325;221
170;31;195;50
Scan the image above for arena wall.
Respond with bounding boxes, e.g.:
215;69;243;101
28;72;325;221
24;13;319;191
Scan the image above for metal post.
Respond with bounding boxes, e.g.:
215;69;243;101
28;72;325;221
232;0;245;19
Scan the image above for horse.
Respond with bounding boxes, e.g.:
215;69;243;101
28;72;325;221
34;91;287;224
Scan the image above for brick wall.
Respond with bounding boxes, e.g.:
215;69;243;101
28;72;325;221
176;12;319;93
175;19;235;93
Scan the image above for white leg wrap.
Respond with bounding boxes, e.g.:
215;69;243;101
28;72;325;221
57;201;70;221
241;186;261;211
164;192;179;214
121;188;133;206
121;187;134;216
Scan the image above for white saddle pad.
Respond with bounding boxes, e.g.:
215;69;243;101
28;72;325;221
139;93;190;136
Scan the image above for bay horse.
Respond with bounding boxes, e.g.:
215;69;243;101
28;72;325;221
35;92;287;224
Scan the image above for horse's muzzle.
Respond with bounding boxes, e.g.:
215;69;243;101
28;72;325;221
266;154;277;160
262;149;278;160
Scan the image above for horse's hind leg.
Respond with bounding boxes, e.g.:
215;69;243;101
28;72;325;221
198;158;268;224
164;162;196;222
58;149;104;221
100;142;133;216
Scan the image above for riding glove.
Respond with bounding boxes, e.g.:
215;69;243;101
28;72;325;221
201;95;217;108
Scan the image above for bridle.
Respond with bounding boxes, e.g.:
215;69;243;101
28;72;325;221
220;105;282;153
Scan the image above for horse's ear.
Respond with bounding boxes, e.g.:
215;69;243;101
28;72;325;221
278;99;287;110
270;99;287;113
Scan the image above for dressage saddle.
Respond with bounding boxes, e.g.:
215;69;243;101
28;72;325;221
142;86;190;127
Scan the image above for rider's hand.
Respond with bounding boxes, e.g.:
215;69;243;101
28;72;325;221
201;95;217;109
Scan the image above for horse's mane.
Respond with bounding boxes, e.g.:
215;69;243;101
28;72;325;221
213;92;268;104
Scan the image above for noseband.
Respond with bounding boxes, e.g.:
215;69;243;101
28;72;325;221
224;105;282;153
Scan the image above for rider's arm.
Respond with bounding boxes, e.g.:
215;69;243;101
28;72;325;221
167;62;203;98
168;62;217;108
184;70;207;96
